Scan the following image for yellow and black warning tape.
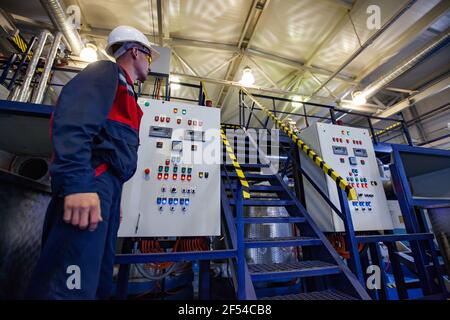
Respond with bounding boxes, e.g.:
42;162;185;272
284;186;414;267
10;33;28;53
240;88;357;201
220;123;242;130
9;33;33;60
220;125;250;199
372;122;402;138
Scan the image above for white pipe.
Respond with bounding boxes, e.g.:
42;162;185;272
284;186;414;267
32;32;62;104
16;30;51;102
40;0;84;55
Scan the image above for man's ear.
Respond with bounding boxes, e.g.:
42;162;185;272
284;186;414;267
131;48;139;60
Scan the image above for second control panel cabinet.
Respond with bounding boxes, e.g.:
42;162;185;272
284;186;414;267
299;123;393;232
119;99;221;237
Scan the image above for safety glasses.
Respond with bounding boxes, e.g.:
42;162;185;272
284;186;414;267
138;49;153;64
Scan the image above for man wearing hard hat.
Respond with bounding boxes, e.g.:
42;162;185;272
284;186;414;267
26;26;159;299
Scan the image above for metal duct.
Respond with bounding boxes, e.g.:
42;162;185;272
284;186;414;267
39;0;83;55
360;30;450;100
32;32;62;104
16;30;51;102
245;206;297;265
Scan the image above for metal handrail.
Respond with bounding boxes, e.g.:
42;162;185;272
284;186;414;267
240;87;357;200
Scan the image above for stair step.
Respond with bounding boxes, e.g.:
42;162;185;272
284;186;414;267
229;199;296;206
260;289;357;300
225;185;285;193
241;217;305;224
249;261;341;282
221;172;278;180
245;237;322;248
224;163;271;169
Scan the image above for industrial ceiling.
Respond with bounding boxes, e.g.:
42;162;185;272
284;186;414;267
1;0;449;147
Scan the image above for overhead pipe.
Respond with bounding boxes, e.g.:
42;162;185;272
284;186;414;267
358;30;450;101
39;0;84;55
16;30;52;102
32;32;63;104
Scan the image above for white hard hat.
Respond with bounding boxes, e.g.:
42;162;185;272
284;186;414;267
106;25;160;61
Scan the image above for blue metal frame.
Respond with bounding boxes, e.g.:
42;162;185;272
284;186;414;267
0;99;53;117
391;144;450;207
388;144;449;297
237;89;449;299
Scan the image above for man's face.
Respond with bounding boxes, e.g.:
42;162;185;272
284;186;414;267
135;48;152;82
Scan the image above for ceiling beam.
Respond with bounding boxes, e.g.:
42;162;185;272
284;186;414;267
246;48;355;83
156;0;164;46
170;72;331;101
306;0;417;99
205;53;241;77
172;49;198;76
331;0;450;99
357;0;450;85
158;36;358;84
168;37;238;53
216;0;271;108
290;1;361;96
374;73;450;121
247;55;280;89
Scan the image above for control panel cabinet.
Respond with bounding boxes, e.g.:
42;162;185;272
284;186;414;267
299;123;393;232
119;99;221;237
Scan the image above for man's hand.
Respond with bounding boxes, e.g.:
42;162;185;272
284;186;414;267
64;193;103;231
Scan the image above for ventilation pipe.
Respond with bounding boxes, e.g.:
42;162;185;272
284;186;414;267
32;32;62;104
358;30;450;102
39;0;84;56
15;30;51;102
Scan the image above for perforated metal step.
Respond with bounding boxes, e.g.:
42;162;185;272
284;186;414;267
261;289;357;300
249;261;341;281
245;236;322;248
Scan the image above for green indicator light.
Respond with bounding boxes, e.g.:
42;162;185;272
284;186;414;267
145;101;150;107
182;109;187;115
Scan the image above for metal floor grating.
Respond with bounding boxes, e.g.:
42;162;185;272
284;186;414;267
249;260;337;273
261;289;357;300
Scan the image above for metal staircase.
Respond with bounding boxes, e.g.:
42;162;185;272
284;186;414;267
221;127;370;300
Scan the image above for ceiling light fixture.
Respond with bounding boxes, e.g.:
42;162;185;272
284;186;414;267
291;95;303;108
351;91;367;106
239;66;255;87
80;43;98;63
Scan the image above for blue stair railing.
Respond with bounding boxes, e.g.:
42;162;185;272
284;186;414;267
220;130;370;300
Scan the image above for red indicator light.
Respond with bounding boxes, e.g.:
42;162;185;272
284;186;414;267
157;173;162;180
144;168;150;175
164;173;169;180
187;175;192;181
181;174;186;181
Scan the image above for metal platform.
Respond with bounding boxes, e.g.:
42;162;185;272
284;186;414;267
261;289;357;300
